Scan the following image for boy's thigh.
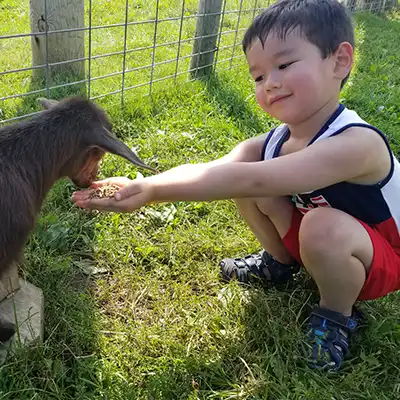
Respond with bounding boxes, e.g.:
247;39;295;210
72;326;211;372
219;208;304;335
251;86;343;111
280;207;400;301
255;196;294;237
281;206;304;264
357;220;400;300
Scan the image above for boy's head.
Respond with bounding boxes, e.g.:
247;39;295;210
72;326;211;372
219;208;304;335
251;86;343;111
243;0;355;124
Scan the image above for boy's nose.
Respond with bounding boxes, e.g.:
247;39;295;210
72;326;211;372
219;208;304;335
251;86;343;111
264;71;282;91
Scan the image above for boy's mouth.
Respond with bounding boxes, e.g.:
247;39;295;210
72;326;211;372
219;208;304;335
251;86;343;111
268;94;292;105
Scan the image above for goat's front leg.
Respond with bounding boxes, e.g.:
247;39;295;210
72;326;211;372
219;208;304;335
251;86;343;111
0;262;21;302
0;262;20;343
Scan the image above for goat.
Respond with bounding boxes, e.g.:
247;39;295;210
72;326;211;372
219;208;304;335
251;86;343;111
0;96;155;342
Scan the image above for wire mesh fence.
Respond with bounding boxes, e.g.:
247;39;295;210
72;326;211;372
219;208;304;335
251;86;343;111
0;0;397;125
340;0;398;13
0;0;268;125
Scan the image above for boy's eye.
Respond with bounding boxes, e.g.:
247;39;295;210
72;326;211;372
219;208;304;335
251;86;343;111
254;75;263;82
278;62;293;70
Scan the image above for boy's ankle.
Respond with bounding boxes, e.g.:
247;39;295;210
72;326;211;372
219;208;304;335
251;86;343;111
319;302;353;318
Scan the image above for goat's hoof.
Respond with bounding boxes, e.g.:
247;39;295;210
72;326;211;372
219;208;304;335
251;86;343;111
0;320;16;343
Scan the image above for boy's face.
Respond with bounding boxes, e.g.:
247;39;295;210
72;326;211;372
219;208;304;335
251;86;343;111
246;30;352;125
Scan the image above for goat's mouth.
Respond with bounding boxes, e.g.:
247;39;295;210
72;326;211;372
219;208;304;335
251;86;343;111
71;171;98;189
71;178;94;189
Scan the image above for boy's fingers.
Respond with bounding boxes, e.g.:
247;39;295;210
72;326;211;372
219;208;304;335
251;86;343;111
115;183;141;201
72;190;90;201
74;197;119;212
89;179;113;189
74;193;146;212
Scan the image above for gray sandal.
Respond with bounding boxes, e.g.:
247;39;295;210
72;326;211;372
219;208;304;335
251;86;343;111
219;250;300;285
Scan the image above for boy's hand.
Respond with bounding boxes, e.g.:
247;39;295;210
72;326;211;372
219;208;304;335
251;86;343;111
72;177;154;213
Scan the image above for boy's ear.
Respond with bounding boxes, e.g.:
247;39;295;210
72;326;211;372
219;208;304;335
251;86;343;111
333;42;354;81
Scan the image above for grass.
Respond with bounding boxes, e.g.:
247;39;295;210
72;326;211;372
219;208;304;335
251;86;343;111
0;2;400;399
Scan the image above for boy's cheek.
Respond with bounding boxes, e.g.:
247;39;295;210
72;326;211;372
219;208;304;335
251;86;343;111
255;89;268;112
290;69;319;92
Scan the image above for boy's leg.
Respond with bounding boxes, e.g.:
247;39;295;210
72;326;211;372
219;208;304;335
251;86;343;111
220;196;301;283
230;198;373;313
222;198;376;370
296;207;376;370
235;196;295;264
299;207;373;316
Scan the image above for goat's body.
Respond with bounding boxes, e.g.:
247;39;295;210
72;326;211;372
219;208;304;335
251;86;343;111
0;96;155;342
0;122;56;272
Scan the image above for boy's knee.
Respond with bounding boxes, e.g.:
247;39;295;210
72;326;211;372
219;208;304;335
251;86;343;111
234;197;276;212
299;208;347;255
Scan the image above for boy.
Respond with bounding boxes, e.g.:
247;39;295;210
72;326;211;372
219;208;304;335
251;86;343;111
72;0;400;370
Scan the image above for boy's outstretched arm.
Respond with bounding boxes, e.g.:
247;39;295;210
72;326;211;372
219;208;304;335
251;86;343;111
73;127;389;212
72;134;266;210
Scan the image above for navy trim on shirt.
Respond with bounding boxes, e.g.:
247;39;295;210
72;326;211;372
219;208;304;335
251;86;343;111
273;126;290;158
272;104;346;158
260;128;276;160
308;103;346;146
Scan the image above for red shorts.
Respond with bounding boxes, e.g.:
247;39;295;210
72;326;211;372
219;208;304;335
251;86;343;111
282;207;400;301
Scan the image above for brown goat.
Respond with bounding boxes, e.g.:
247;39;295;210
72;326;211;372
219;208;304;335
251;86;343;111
0;96;155;342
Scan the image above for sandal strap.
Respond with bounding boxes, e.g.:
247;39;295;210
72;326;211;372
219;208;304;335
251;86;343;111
234;254;268;282
310;306;358;332
233;255;264;283
261;251;300;283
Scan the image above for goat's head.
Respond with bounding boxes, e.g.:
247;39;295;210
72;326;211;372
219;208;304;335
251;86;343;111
37;97;156;188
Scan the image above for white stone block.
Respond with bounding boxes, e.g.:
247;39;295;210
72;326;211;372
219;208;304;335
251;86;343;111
0;280;44;365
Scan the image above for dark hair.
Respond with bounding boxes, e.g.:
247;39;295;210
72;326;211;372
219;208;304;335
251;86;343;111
242;0;355;87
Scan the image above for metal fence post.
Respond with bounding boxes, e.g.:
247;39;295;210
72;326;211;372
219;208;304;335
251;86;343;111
29;0;85;86
190;0;223;79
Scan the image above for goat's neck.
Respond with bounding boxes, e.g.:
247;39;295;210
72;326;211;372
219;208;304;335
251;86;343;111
24;119;80;209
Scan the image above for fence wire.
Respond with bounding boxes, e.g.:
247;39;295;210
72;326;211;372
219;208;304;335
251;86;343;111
340;0;397;13
0;0;397;125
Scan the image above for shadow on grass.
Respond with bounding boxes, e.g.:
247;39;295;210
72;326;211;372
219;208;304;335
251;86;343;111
343;10;400;154
200;72;275;139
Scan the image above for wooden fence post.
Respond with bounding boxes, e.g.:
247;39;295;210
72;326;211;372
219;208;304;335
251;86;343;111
29;0;85;86
190;0;223;79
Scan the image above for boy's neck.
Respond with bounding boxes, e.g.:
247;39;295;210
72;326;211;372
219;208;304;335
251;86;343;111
287;98;341;140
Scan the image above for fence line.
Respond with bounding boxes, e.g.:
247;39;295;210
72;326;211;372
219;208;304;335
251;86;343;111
1;1;266;125
87;0;93;99
340;0;397;13
0;37;243;103
0;0;397;125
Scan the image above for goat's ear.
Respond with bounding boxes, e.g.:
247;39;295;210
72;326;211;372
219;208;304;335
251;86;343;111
37;97;59;110
94;126;157;173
